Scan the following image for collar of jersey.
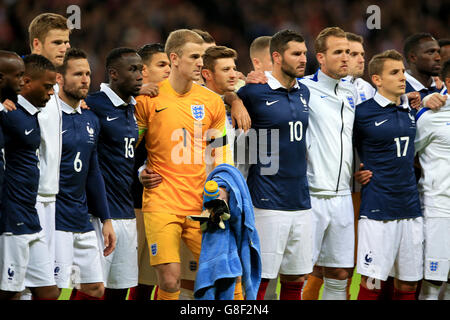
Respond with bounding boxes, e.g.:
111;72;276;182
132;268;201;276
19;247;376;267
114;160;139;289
311;69;341;90
265;71;300;90
17;94;40;115
374;92;409;110
405;71;436;91
100;83;136;107
58;95;82;114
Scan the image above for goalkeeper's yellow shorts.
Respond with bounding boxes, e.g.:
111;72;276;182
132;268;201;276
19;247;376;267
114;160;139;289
143;212;202;266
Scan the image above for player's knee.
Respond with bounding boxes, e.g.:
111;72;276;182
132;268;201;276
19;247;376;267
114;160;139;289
395;280;417;292
323;267;353;280
80;282;105;298
160;275;181;292
280;274;306;283
33;286;61;300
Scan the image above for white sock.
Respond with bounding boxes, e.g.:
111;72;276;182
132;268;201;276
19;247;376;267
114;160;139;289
19;288;32;300
322;277;347;300
439;282;449;300
179;288;194;300
419;280;442;300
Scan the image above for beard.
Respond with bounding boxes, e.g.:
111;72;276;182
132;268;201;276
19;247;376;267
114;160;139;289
281;63;304;79
0;85;19;103
63;85;88;101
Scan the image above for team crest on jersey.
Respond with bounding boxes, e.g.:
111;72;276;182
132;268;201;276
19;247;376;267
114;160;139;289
346;96;355;109
364;251;373;267
408;112;416;126
7;266;14;280
429;261;438;272
151;243;157;256
191;104;205;121
86;122;95;143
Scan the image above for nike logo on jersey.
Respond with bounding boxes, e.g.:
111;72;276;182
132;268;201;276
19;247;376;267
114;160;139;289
106;116;119;121
375;119;389;126
62;130;68;134
320;95;328;98
24;129;34;135
155;107;168;113
266;100;279;106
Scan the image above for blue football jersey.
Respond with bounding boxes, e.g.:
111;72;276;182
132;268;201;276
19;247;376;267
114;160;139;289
354;93;421;220
237;75;311;210
56;102;110;232
85;90;139;219
0;98;41;234
405;72;440;100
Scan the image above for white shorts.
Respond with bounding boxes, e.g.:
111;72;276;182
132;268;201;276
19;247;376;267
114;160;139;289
0;231;55;292
357;216;424;282
92;217;138;289
254;208;313;279
422;212;450;281
35;200;56;264
54;230;104;288
310;194;355;268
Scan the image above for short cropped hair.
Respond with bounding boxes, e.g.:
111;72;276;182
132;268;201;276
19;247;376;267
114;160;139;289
203;46;237;72
249;36;271;59
345;32;363;44
22;54;56;78
368;49;404;78
192;29;215;44
314;27;346;54
441;59;450;81
57;48;88;75
106;47;137;69
270;30;304;58
137;43;165;64
438;39;450;48
165;29;204;57
403;32;435;63
28;13;69;50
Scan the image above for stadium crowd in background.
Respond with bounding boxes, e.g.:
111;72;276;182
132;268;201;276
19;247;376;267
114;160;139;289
0;1;449;301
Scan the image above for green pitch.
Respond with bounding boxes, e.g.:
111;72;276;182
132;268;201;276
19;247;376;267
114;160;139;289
58;271;361;300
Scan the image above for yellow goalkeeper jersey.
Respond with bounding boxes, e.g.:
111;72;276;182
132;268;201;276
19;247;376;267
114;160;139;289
135;79;233;215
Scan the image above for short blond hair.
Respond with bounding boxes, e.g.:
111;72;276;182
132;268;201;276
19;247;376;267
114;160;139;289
28;13;69;50
249;36;271;59
165;29;204;57
368;49;404;78
315;27;346;54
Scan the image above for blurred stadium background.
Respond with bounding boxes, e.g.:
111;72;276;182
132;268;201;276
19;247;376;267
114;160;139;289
0;0;448;91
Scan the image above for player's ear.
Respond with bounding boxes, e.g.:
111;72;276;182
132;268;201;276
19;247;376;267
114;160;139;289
201;69;212;81
272;51;281;65
108;67;118;81
371;74;381;87
169;52;178;67
252;57;260;70
316;52;326;66
56;72;64;86
141;64;148;78
32;38;42;54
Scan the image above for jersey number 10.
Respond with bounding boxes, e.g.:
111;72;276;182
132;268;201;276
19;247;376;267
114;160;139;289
289;121;303;142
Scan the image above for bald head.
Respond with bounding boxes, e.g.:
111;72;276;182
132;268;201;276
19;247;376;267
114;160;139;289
0;50;25;102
